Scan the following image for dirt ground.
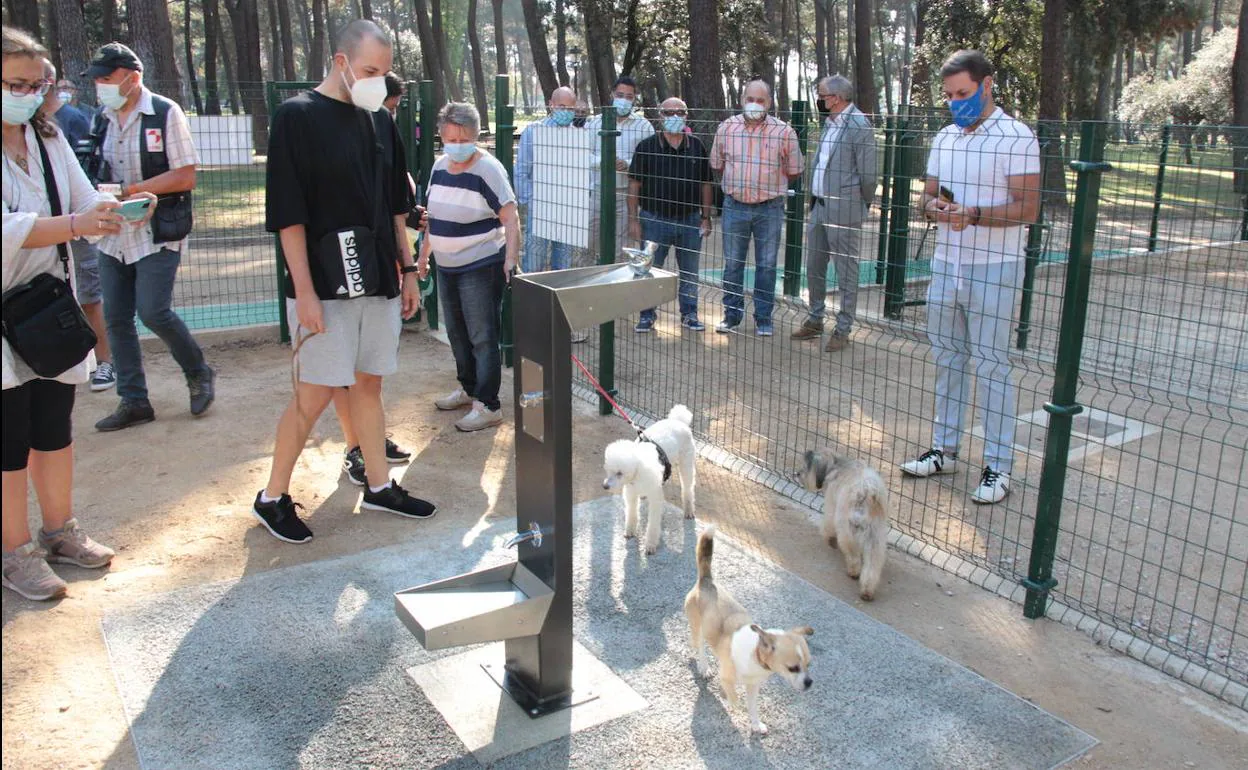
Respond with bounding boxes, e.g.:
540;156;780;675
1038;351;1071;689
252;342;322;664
2;329;1246;770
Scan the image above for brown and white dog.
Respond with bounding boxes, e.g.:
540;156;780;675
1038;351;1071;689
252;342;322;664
800;448;890;601
684;526;813;734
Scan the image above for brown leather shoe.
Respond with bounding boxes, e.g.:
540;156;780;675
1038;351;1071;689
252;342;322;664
791;320;823;340
824;332;850;352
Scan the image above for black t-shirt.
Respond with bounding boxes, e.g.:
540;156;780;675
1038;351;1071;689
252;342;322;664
628;133;711;219
266;90;412;299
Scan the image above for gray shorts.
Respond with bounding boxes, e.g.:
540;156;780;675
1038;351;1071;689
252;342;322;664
288;296;401;387
71;239;102;305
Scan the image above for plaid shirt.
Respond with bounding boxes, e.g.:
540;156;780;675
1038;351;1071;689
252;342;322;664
97;87;199;264
709;114;803;204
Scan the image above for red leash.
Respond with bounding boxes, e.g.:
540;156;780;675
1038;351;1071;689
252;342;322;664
571;353;642;433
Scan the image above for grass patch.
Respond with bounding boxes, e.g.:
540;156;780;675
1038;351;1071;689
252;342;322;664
196;164;268;234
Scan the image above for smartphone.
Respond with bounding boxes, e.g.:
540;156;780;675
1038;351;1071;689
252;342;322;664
938;185;955;203
117;198;152;221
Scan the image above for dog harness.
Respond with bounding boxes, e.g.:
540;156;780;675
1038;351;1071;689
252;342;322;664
636;431;673;483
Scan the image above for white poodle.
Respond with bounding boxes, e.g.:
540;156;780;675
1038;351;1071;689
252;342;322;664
602;405;697;554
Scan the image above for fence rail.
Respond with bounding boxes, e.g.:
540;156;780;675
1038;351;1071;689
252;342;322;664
132;78;1247;707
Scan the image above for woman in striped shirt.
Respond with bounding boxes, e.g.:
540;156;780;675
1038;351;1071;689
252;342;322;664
419;102;520;433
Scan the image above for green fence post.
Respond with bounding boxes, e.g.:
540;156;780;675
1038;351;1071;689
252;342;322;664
418;80;439;330
495;75;517;368
264;82;291;343
1016;122;1052;350
883;110;914;319
875;114;895;285
782;100;810;297
1147;123;1170;252
1022;120;1112;619
597;106;619;416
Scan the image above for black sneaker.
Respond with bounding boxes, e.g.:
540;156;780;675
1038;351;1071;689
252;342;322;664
189;366;216;417
95;399;155;432
361;482;437;519
251;491;313;544
385;435;411;464
343;446;367;486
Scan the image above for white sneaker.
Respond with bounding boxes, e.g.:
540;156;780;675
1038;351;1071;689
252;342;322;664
455;401;504;432
971;466;1010;504
435;387;473;411
899;449;958;478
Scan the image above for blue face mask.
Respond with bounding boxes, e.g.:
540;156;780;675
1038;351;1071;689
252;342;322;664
551;107;575;127
443;142;476;163
613;97;633;117
949;82;986;128
2;91;43;126
662;115;686;134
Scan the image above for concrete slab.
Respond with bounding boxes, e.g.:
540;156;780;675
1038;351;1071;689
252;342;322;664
101;498;1096;769
407;640;648;765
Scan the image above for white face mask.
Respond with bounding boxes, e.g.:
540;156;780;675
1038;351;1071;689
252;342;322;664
341;61;387;112
97;79;133;110
743;102;766;120
57;90;74;104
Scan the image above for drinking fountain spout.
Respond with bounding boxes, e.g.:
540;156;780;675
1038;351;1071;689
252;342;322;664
505;523;544;549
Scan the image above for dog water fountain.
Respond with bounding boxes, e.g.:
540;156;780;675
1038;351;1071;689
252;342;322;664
396;254;675;718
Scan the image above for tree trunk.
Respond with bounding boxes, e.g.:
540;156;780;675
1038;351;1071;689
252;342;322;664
129;0;183;102
8;0;41;39
874;0;893;114
185;0;204;113
830;0;840;75
555;0;570;86
620;0;646;77
751;0;781;91
204;0;222;114
687;0;724;110
432;0;462;100
295;0;314;67
900;0;912;104
814;0;828;79
361;0;374;19
219;10;241;114
307;0;326;80
852;0;877;117
492;0;506;74
1038;0;1065;121
275;0;297;79
1232;0;1248;195
224;0;269;149
467;0;491;130
103;0;118;43
521;0;559;100
50;0;90;89
412;0;443;104
266;0;282;80
388;0;406;75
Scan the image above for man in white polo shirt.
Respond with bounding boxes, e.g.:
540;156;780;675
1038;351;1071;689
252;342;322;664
899;50;1040;505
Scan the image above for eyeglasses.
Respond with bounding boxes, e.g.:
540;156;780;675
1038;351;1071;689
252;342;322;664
660;109;687;117
2;80;52;97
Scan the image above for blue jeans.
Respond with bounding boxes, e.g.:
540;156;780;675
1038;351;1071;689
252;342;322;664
438;262;505;411
926;259;1023;474
639;210;702;323
98;248;208;403
720;196;784;324
522;209;574;274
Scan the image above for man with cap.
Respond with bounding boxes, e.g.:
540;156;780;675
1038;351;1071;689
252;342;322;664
83;43;214;431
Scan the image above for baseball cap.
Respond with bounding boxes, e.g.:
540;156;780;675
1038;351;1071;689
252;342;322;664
82;43;143;79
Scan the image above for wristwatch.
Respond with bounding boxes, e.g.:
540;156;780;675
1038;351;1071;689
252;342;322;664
400;264;419;275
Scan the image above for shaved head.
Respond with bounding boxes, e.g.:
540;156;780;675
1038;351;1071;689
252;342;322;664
336;19;391;57
661;97;687;111
743;80;772;105
550;86;576;108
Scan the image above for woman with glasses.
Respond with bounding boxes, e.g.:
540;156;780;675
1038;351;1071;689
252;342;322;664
1;27;154;600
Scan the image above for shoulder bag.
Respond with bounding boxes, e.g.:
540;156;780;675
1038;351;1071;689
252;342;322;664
1;132;98;378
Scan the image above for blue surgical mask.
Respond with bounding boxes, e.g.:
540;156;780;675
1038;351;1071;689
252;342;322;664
613;97;633;117
443;142;477;163
2;91;43;126
552;107;575;127
662;115;686;134
949;82;986;128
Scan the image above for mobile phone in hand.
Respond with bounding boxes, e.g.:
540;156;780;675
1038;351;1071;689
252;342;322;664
939;186;955;203
117;198;152;221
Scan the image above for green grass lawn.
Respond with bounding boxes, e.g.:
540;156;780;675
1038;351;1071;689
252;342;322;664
196;164;268;234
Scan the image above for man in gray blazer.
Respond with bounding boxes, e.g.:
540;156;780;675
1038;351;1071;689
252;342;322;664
793;75;878;351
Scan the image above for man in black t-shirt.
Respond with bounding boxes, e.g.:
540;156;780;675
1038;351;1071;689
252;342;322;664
627;97;714;332
253;20;434;543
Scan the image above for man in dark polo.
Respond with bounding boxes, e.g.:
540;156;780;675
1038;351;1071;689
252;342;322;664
626;96;713;332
